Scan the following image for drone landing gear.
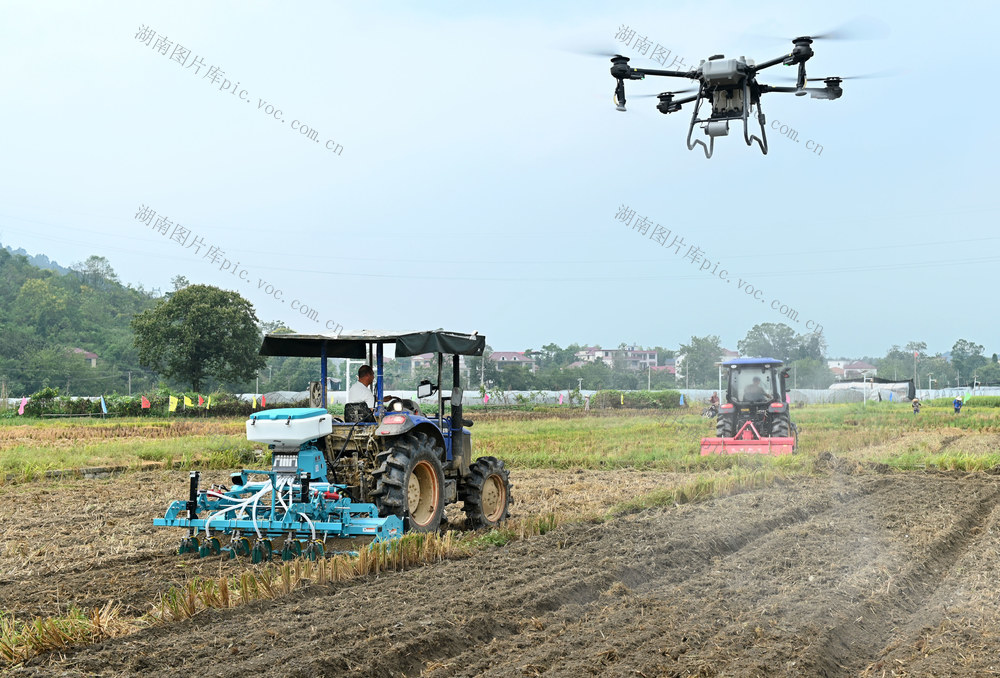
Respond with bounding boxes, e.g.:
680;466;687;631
742;79;768;155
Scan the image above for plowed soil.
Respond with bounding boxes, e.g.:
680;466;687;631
5;467;1000;677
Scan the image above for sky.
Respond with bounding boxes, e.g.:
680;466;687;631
1;0;996;359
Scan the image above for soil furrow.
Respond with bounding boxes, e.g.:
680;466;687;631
799;482;1000;676
6;473;1000;677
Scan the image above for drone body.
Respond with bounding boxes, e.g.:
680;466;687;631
610;37;846;158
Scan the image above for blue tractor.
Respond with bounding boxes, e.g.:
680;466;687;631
156;330;513;559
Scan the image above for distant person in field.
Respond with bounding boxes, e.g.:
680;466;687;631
953;395;963;414
742;377;768;402
705;391;720;417
911;397;921;415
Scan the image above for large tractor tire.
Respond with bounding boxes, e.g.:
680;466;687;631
459;456;513;530
371;432;445;533
770;412;791;438
716;414;734;438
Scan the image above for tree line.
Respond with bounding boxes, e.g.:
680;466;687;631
2;248;995;397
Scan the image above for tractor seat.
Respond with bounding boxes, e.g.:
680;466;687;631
344;402;376;423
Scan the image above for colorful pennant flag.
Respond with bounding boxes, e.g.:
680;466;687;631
168;395;178;412
252;397;258;409
18;397;27;415
558;393;564;405
620;393;624;405
141;396;151;409
483;393;490;404
679;393;685;406
184;396;193;407
261;395;266;407
198;395;204;406
207;396;212;410
100;396;108;414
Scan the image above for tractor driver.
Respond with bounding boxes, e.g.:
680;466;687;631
348;365;377;409
347;365;421;418
742;376;769;402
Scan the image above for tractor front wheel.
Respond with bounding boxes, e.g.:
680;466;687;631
372;433;445;533
459;457;513;530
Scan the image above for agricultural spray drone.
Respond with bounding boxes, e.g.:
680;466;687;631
605;30;875;158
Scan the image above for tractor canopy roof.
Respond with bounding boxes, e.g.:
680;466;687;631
259;329;486;359
722;357;784;367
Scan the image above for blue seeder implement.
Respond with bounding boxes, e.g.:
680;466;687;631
154;407;403;561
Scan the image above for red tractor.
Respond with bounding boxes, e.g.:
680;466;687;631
700;358;797;455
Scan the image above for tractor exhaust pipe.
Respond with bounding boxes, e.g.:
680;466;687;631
451;354;464;460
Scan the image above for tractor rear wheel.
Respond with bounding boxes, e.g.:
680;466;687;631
372;432;445;533
716;414;734;438
771;413;791;438
459;456;513;530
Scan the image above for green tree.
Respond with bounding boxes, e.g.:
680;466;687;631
14;278;72;332
975;361;1000;385
170;275;190;292
951;339;986;384
654;346;676;363
500;364;535;390
738;323;827;363
467;345;502;388
738;323;797;361
678;335;723;388
792;332;827;361
71;255;120;290
131;285;266;391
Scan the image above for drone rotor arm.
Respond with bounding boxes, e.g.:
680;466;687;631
669;93;700;108
751;54;793;72
629;67;699;79
758;85;802;94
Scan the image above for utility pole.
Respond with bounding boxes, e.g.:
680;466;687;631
128;371;132;396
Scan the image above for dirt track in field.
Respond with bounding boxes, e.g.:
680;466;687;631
5;467;1000;677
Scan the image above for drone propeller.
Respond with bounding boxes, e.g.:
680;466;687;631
632;88;697;99
753;16;890;42
771;71;893;83
576;50;627;59
804;16;890;41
